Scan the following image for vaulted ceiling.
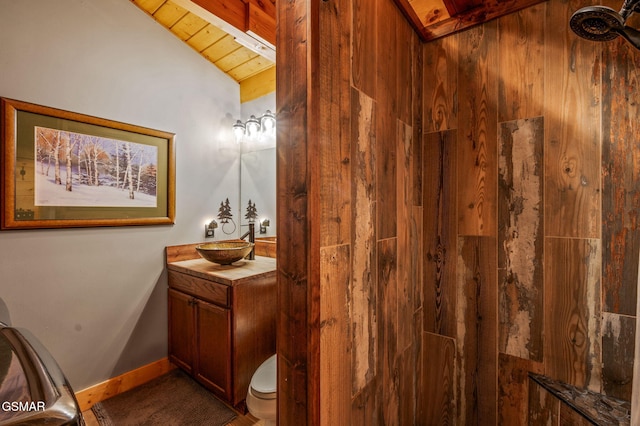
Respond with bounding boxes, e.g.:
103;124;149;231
131;0;546;102
131;0;276;103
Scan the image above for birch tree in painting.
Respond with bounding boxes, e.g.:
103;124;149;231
64;132;80;192
34;126;159;208
124;142;134;199
36;128;62;185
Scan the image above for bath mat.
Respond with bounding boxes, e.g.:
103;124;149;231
91;369;237;426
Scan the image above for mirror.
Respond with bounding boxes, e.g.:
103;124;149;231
240;147;276;237
237;93;276;239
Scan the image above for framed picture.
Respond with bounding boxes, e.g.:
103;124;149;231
1;97;175;229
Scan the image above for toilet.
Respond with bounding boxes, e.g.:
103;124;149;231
246;354;277;425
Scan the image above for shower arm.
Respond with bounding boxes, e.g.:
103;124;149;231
619;0;640;20
615;24;640;49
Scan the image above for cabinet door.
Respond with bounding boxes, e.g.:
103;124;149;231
195;299;232;401
168;289;195;374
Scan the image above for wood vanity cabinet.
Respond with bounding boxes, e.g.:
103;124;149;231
166;248;276;409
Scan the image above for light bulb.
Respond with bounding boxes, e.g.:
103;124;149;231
233;120;245;143
246;115;260;139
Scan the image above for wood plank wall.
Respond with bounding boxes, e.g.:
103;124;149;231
277;0;424;424
423;0;640;423
277;0;640;424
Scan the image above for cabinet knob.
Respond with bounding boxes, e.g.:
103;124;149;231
188;298;198;306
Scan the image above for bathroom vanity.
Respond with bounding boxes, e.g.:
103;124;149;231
165;243;276;409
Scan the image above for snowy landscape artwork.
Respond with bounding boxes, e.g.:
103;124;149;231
34;126;158;208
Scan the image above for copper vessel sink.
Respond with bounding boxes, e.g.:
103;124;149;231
196;241;254;265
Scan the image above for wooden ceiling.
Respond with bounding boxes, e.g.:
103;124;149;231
394;0;548;41
131;0;276;103
131;0;546;101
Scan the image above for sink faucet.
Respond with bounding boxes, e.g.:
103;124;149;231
240;222;256;260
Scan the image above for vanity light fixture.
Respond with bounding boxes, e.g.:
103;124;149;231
259;218;270;234
232;110;276;143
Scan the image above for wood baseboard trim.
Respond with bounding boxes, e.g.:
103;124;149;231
75;357;176;412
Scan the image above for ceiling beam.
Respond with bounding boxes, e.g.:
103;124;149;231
394;0;547;42
171;0;275;61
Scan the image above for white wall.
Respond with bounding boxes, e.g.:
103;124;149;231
0;0;242;390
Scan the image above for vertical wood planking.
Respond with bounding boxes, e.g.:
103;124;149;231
319;0;352;248
378;238;399;425
423;34;459;133
396;120;414;353
351;380;379;426
422;332;456;425
319;244;351;425
601;37;640;316
456;236;498;425
377;0;400;119
350;88;377;396
411;34;424;209
423;130;458;338
497;3;545;122
376;0;398;241
544;237;602;391
498;117;544;362
276;0;313;423
602;312;635;401
376;109;397;240
396;10;414;125
528;379;560;425
457;22;498;237
544;0;601;239
498;353;543;425
633;252;640;426
352;0;377;98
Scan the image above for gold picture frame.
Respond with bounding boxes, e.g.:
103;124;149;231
1;98;175;229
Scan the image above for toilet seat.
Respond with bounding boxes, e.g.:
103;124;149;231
249;354;277;399
246;354;277;425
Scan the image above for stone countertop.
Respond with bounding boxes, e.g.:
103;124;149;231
529;373;630;425
167;256;276;286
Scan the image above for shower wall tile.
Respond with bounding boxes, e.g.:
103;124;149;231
423;34;459;133
498;353;543;425
602;312;635;401
421;332;456;425
377;237;399;425
320;244;351;424
497;3;545;123
397;120;415;353
498;117;544;362
423;130;458;338
456;236;498;425
317;0;351;249
457;23;499;237
528;379;560;425
543;0;601;239
350;88;377;396
544;237;602;391
602;39;640;316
